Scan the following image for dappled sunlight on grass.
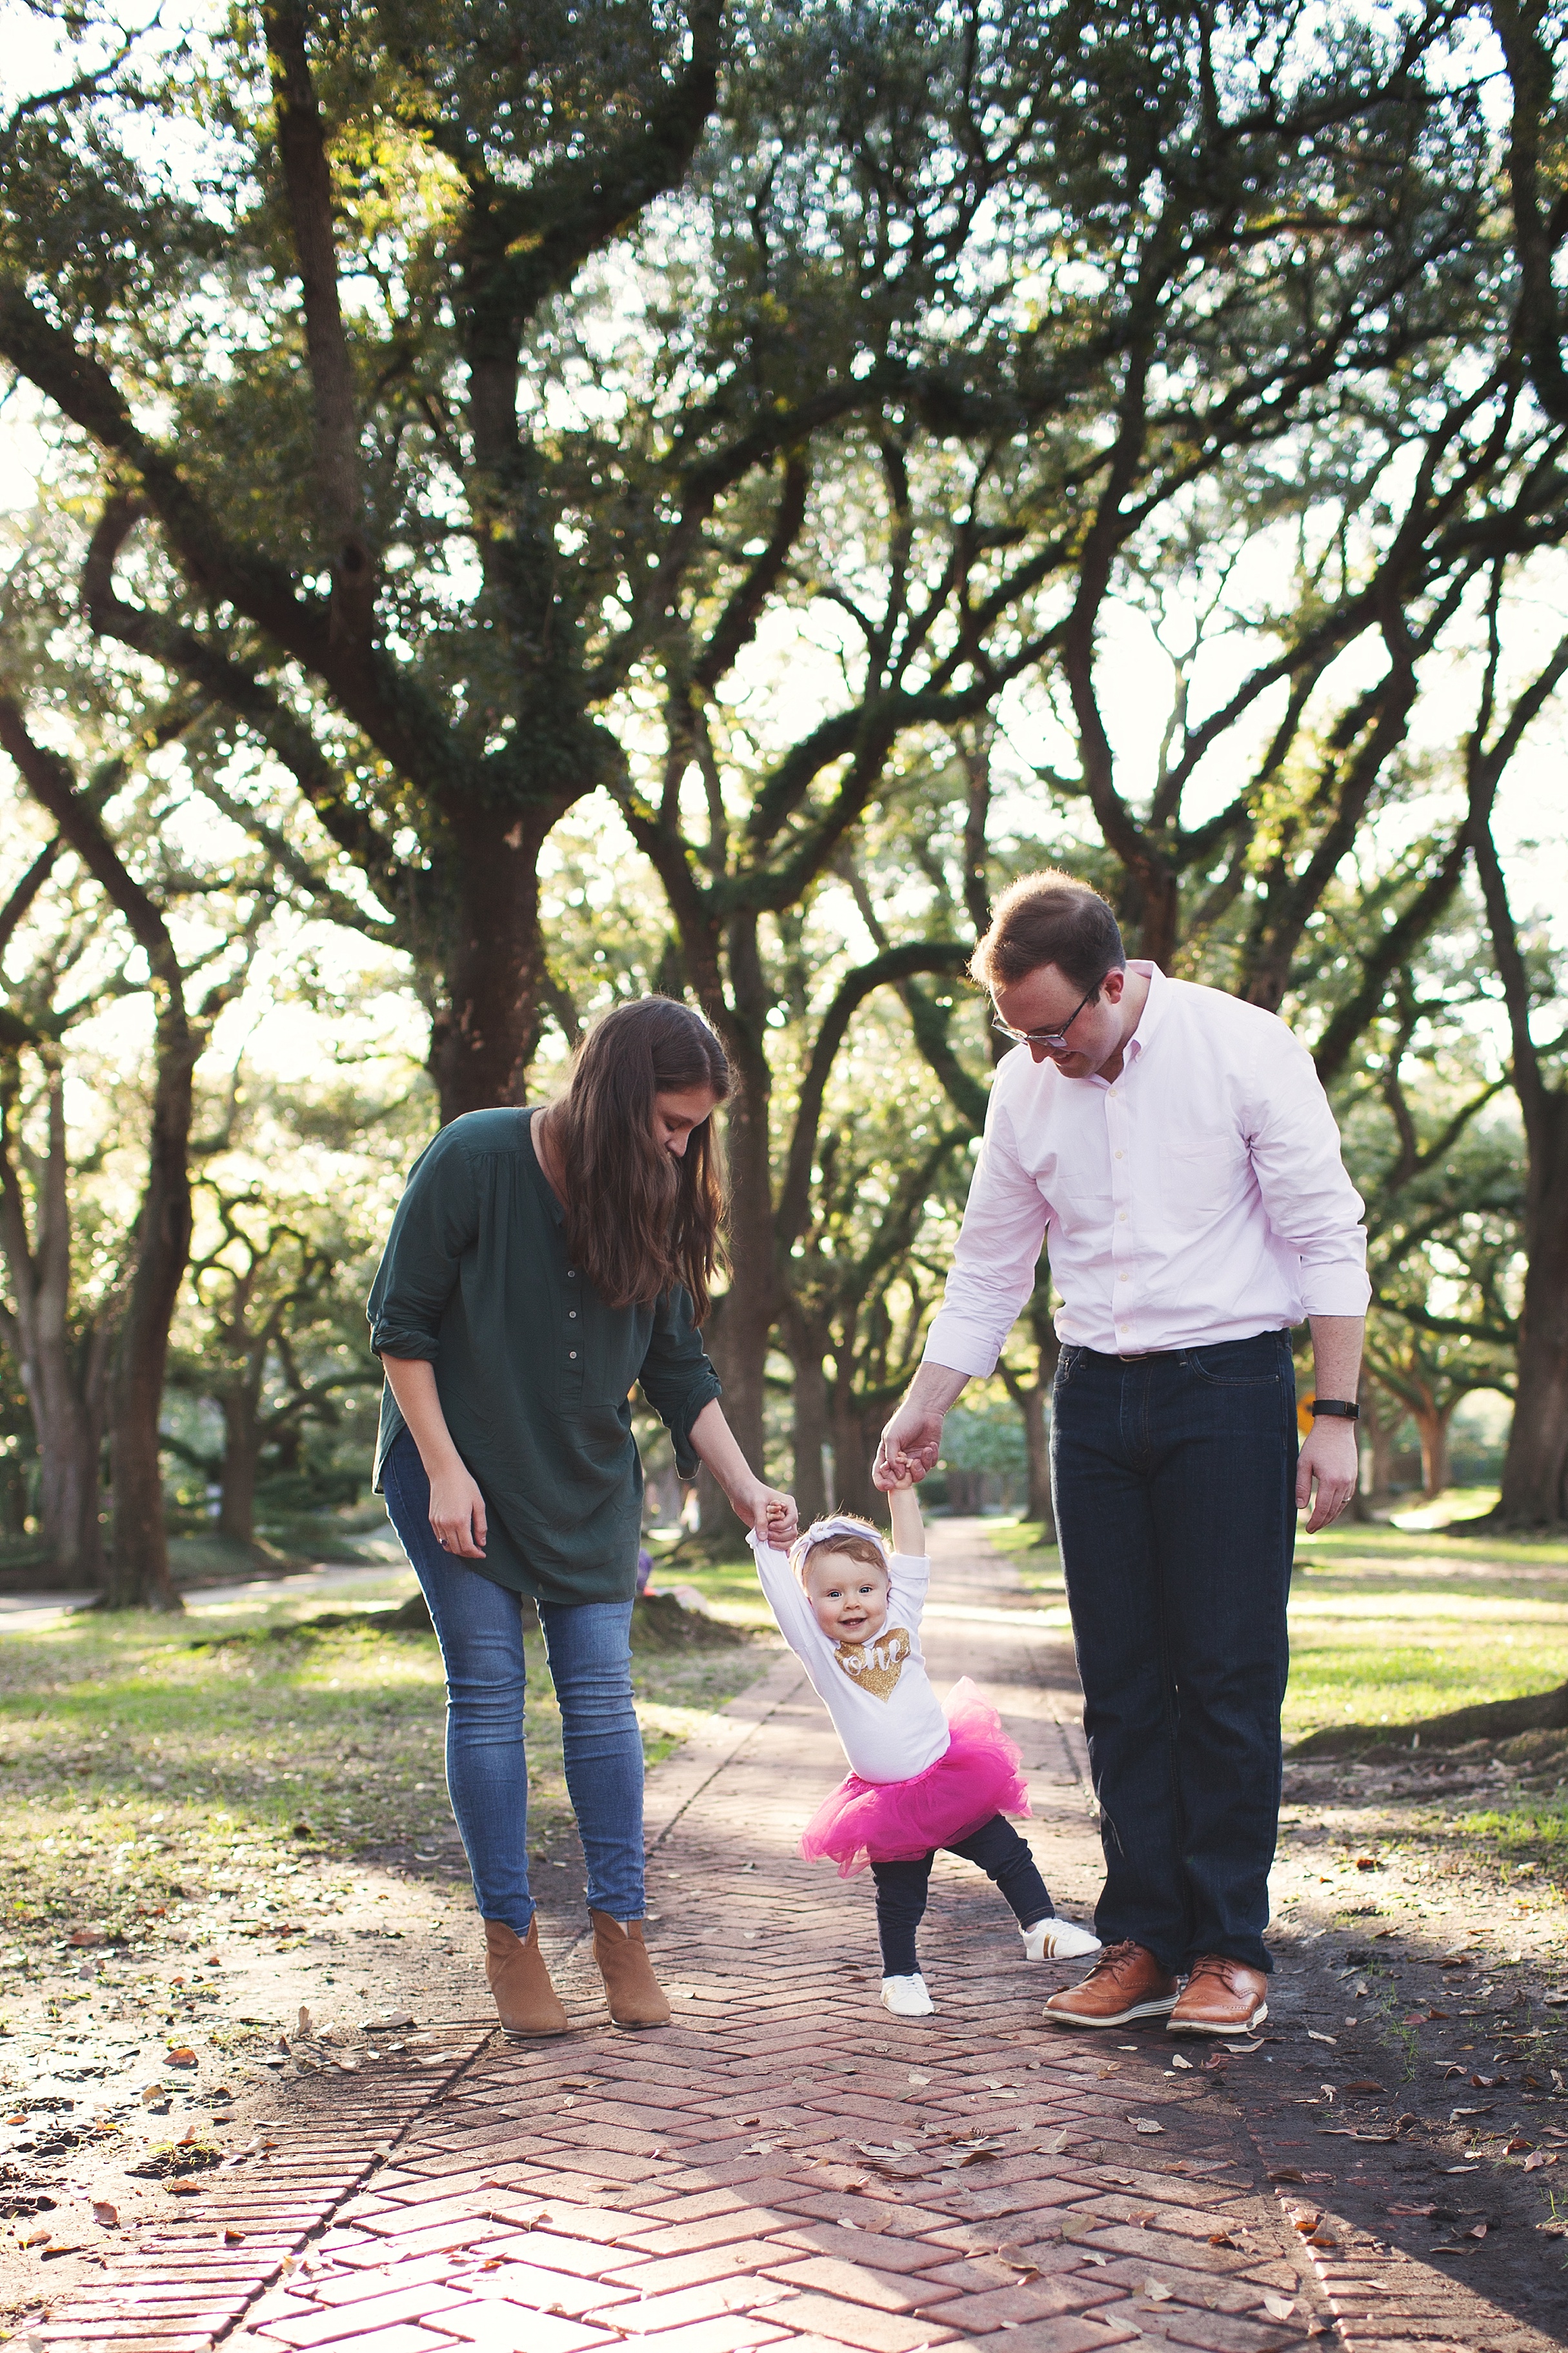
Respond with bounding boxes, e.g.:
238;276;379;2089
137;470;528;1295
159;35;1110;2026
0;1604;772;1954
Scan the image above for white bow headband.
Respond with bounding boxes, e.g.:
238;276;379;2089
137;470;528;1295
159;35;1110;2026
789;1513;891;1571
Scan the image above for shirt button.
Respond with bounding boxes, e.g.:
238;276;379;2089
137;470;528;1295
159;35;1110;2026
1115;1149;1124;1160
568;1310;578;1319
1118;1273;1129;1283
1118;1211;1127;1222
568;1350;578;1360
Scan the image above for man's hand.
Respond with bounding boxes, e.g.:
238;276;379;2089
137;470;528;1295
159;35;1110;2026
1296;1417;1358;1533
874;1361;970;1490
874;1400;944;1490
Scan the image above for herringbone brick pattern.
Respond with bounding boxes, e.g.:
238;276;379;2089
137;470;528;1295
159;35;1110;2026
34;1528;1563;2353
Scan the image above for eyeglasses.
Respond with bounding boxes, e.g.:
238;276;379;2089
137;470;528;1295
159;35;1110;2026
991;974;1107;1051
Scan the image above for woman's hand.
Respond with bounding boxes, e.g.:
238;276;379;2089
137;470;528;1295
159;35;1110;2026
427;1464;488;1559
729;1479;799;1545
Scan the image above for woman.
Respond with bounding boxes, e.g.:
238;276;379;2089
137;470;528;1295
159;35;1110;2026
368;998;796;2035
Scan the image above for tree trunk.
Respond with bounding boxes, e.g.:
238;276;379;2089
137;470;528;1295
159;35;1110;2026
0;1064;107;1583
830;1393;884;1524
694;1016;776;1532
1361;1382;1399;1505
1412;1400;1452;1500
1496;1095;1568;1524
101;996;198;1611
783;1308;830;1521
426;802;562;1121
218;1387;263;1546
1019;1382;1056;1537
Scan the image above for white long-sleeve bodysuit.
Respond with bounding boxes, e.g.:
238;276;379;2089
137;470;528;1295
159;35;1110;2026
749;1534;950;1784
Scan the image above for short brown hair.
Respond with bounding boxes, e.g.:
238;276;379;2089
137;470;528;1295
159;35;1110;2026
970;870;1125;996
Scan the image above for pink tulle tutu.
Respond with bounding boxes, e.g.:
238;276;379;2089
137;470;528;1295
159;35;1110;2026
798;1677;1031;1879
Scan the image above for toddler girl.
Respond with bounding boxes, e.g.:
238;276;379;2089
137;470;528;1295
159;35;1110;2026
750;1473;1098;2015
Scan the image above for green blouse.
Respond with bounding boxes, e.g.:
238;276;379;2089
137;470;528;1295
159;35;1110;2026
367;1107;722;1605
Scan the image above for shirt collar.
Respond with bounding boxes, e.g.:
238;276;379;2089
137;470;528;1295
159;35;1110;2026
1121;960;1167;1066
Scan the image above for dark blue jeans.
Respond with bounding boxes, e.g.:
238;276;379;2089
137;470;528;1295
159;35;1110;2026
382;1430;645;1932
1050;1330;1297;1976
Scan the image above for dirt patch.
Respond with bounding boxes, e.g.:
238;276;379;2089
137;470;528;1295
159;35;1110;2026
1247;1735;1568;2339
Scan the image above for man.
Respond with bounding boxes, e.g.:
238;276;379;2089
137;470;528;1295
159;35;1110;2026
876;871;1367;2035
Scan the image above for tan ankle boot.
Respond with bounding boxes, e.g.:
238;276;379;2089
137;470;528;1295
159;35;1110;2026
590;1910;671;2027
485;1917;569;2036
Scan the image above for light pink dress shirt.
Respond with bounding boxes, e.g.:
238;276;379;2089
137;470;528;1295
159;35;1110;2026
924;963;1370;1368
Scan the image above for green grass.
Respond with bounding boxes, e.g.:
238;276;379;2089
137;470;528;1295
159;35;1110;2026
0;1590;772;1963
643;1537;777;1626
981;1508;1568;1741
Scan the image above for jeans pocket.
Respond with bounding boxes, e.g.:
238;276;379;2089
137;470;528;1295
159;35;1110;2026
1183;1337;1285;1388
1053;1344;1084;1395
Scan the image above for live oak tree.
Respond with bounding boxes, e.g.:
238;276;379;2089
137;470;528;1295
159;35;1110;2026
0;675;260;1605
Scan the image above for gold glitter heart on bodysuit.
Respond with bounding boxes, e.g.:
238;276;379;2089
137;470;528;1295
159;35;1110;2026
834;1623;910;1702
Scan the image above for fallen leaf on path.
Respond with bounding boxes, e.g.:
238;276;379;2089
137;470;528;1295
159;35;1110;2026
68;1928;106;1947
1262;2294;1297;2321
1388;2203;1436;2216
297;2006;312;2038
1343;2081;1383;2093
1523;2152;1558;2170
1307;2030;1337;2045
1129;2118;1163;2135
223;2227;246;2245
1504;2137;1533;2156
1141;2280;1172;2301
91;2201;117;2228
1170;2054;1193;2070
165;2047;196;2068
166;2181;201;2199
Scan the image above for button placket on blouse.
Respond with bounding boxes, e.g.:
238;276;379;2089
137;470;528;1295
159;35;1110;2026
565;1267;582;1373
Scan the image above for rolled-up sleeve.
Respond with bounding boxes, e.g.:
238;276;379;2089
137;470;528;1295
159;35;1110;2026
1245;1033;1371;1315
638;1285;723;1476
366;1128;480;1361
923;1092;1050;1378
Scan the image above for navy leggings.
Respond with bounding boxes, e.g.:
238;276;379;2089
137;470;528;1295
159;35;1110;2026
870;1813;1053;1975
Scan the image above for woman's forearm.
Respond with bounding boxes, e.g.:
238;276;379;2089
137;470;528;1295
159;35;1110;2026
381;1357;465;1477
688;1400;754;1500
689;1400;798;1539
381;1356;488;1557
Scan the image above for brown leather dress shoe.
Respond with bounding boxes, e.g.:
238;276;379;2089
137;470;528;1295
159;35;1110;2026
1167;1953;1269;2035
1043;1939;1179;2029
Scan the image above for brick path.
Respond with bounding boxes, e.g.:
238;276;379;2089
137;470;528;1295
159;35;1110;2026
36;1528;1563;2353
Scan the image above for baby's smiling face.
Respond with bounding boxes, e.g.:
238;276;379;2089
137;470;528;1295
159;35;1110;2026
801;1546;890;1644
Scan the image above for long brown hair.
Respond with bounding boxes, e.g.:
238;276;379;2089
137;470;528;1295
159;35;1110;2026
545;998;730;1320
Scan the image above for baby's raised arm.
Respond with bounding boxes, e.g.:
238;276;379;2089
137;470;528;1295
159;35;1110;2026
885;1469;926;1559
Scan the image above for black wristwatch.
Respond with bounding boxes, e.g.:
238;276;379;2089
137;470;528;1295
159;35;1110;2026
1306;1398;1360;1420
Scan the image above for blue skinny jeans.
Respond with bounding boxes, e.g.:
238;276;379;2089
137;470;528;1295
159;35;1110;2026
382;1429;645;1931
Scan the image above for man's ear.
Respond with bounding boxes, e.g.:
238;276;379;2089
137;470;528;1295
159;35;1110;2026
1101;967;1127;1003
